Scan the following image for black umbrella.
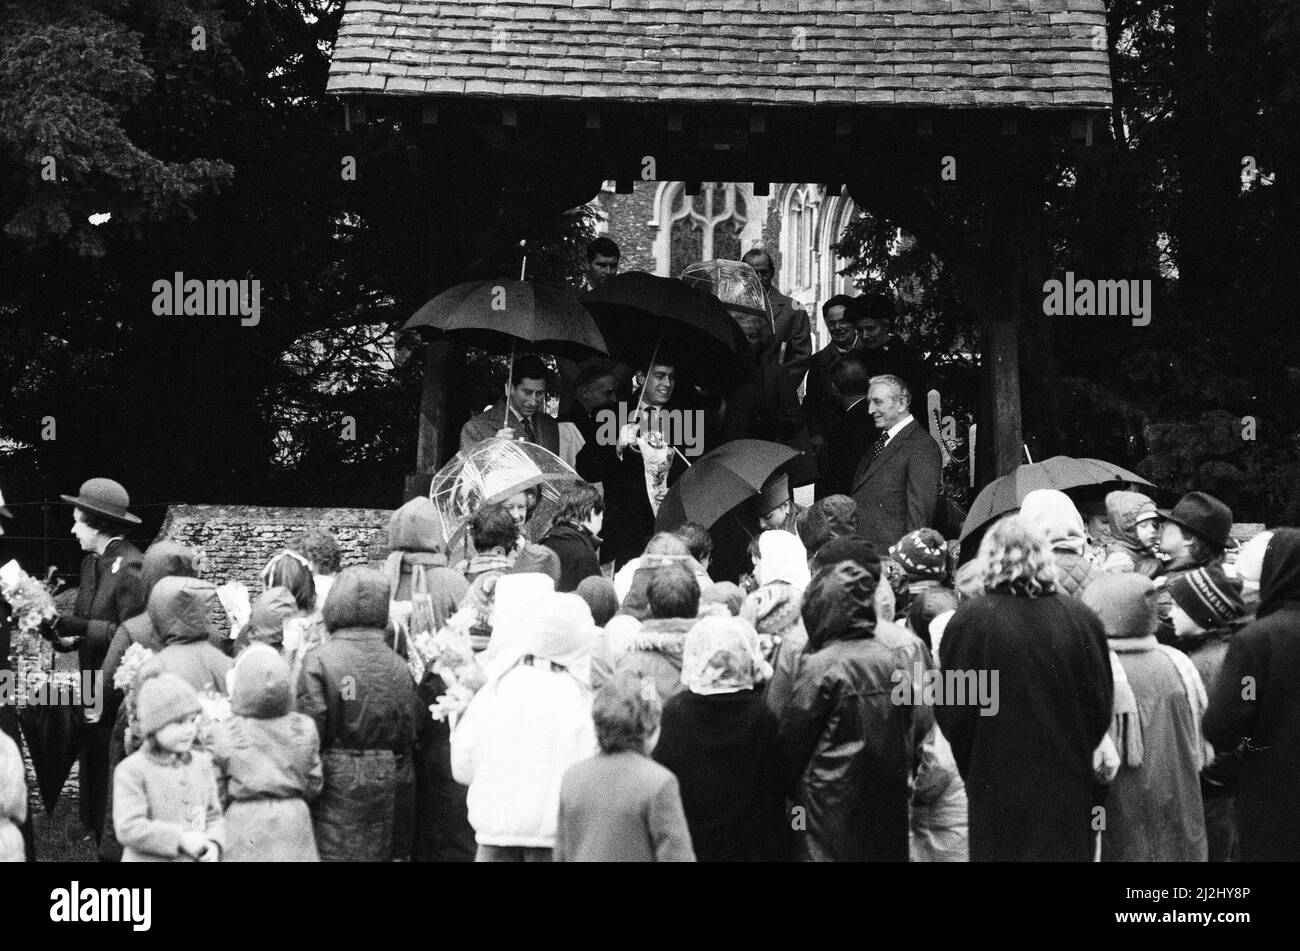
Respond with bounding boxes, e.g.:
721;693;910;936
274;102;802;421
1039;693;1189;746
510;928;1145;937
405;278;608;361
19;690;88;814
582;271;749;392
406;278;611;433
654;439;800;532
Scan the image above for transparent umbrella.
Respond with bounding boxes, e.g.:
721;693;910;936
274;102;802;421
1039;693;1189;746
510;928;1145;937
429;437;584;554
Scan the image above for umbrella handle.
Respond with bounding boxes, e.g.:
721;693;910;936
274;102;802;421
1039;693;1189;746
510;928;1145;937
636;334;663;411
504;340;516;433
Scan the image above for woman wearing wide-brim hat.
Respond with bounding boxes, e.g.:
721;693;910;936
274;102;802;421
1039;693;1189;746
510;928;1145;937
52;478;146;845
1152;490;1237;647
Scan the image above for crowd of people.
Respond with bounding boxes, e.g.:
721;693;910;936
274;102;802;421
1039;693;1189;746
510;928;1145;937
1;241;1296;863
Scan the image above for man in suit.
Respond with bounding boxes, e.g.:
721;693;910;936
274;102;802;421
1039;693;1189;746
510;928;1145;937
558;362;622;484
742;248;811;387
459;353;560;455
798;294;858;496
824;354;877;498
848;374;943;553
600;362;692;569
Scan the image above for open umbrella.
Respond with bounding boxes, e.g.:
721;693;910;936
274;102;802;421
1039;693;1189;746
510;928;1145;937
582;271;748;393
960;456;1155;541
429;437;584;553
405;279;607;360
406;278;609;431
654;439;800;532
679;258;773;348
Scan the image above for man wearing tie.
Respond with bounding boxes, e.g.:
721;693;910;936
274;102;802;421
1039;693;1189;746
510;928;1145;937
600;362;691;568
848;373;942;553
459;354;560;455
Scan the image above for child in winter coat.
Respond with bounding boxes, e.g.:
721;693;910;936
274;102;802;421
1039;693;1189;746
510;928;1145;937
1102;491;1163;577
0;730;26;862
557;671;695;862
210;645;323;861
452;592;599;861
112;672;226;862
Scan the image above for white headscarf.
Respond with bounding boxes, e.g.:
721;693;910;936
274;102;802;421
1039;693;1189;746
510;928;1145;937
1019;489;1088;556
754;530;811;591
481;572;555;669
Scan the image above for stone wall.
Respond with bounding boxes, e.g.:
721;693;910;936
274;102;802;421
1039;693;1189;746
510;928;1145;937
156;504;395;596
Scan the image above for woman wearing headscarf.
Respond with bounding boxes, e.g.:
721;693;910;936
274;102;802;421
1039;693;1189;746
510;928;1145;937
452;592;599;861
741;530;811;711
384;496;474;862
776;554;933;862
1204;528;1300;861
652;616;786;861
1018;489;1101;598
936;516;1114;862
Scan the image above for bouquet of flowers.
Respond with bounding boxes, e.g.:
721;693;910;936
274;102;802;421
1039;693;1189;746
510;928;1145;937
119;644;157;755
113;643;155;692
0;559;60;654
194;687;232;749
419;615;484;723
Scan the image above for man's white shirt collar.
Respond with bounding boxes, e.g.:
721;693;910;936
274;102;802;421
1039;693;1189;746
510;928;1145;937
886;414;914;443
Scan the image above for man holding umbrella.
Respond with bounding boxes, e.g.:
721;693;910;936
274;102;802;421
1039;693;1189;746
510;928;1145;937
459;354;560;456
601;362;692;569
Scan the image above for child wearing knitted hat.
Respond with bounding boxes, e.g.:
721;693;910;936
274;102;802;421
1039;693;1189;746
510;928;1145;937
1167;563;1249;862
112;671;225;862
210;645;323;861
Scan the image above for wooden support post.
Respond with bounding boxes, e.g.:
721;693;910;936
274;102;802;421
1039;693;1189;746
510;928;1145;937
974;163;1034;488
408;338;449;500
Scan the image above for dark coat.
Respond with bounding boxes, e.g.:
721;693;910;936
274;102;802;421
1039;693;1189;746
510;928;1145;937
762;288;812;386
800;343;856;495
776;565;933;861
558;404;622;486
1101;637;1208;862
459;401;560;456
719;362;815;485
825;396;874;498
653;689;789;862
65;537;145;841
296;626;418;862
1203;528;1300;861
539;521;603;593
599;407;691;569
850;418;943;552
936;592;1114;862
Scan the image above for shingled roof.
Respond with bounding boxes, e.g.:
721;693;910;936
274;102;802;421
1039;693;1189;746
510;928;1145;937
327;0;1112;109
